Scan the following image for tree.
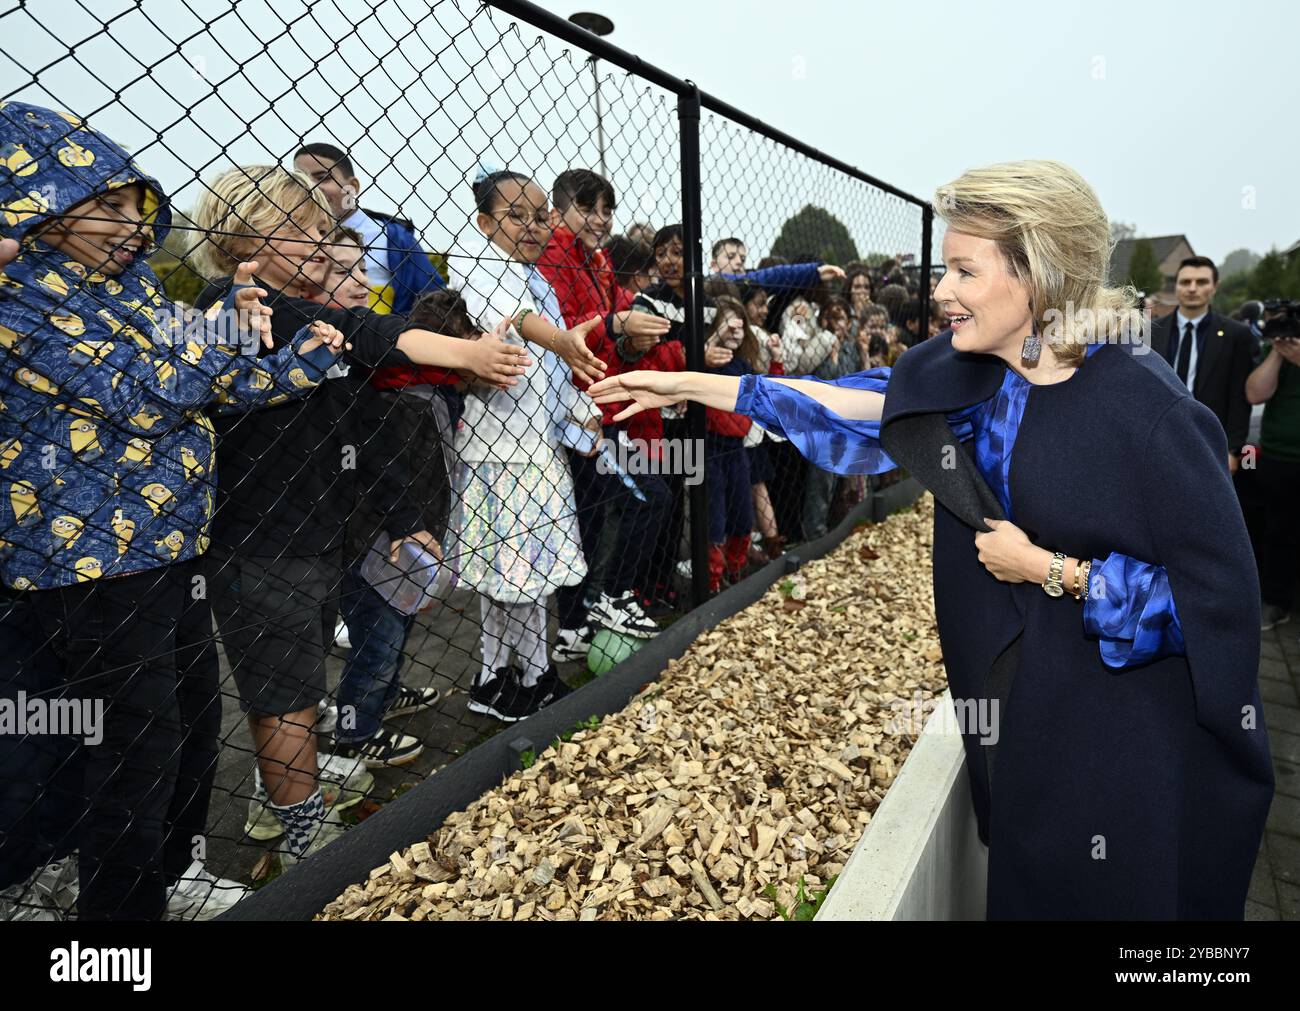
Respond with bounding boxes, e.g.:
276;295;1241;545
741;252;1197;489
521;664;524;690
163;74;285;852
1248;250;1286;301
770;205;859;266
1110;221;1136;244
1125;237;1164;296
1220;248;1260;281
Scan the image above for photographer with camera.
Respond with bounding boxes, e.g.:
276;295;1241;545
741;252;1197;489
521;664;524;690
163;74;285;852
1246;300;1300;631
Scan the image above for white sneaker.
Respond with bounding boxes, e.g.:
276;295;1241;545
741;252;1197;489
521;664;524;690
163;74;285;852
0;854;78;921
554;624;594;662
165;859;250;920
333;619;351;649
588;591;659;639
676;558;692;580
315;698;338;735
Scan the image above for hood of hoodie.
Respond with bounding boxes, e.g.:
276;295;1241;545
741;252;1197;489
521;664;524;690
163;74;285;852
0;99;171;248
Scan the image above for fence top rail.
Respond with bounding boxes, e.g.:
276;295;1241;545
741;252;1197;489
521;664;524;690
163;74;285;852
486;0;932;209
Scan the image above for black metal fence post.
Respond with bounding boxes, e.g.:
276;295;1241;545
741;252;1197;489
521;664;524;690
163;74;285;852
921;203;934;331
678;81;710;610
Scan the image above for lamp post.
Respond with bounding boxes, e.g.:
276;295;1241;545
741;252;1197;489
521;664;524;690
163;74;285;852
567;11;614;176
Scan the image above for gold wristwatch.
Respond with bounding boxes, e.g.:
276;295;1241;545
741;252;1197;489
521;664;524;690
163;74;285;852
1042;551;1066;598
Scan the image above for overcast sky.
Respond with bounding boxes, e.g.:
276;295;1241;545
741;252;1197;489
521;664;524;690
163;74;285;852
2;0;1294;265
536;0;1298;264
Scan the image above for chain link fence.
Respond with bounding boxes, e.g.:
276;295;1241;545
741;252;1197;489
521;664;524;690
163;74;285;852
0;0;935;920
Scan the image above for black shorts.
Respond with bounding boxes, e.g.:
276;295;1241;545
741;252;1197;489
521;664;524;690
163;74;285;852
746;441;774;486
208;549;341;716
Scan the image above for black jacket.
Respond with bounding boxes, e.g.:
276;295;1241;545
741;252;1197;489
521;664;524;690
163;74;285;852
880;333;1273;919
1149;310;1255;455
194;279;424;557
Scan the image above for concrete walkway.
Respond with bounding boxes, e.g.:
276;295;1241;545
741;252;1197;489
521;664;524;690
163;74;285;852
1247;607;1300;920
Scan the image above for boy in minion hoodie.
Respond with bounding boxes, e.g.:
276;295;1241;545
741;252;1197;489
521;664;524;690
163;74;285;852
0;101;346;920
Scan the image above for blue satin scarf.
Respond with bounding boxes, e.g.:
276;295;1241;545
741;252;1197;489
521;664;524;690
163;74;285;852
734;344;1184;668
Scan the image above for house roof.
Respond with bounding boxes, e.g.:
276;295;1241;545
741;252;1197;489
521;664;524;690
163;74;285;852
1109;234;1193;285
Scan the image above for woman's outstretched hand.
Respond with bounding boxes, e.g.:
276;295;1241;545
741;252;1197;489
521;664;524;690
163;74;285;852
974;517;1043;583
588;370;685;423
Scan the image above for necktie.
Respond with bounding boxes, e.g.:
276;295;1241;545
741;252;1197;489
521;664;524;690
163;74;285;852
1176;321;1193;386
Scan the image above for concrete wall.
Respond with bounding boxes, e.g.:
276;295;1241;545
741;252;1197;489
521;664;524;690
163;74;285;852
817;691;987;921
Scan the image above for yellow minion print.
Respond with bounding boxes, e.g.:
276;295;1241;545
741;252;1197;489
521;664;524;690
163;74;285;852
196;533;210;554
50;515;84;550
15;368;58;396
68;418;103;460
103;278;123;296
140;482;174;516
0;438;19;469
128;405;164;430
180;341;206;366
68;340;114;366
2;189;50;229
57;141;95;167
154;359;177;391
122;326;153;352
287;367;314;389
49;313;86;337
179;446;206;482
111;508;135;556
9;481;40;526
95;309;123;334
12;576;34;591
0;324;29;354
118;436;152;467
62;260;87;279
0;142;38;176
247;368;272;391
39;272;69;297
154;530;184;561
56;111;83;127
73;557;102;582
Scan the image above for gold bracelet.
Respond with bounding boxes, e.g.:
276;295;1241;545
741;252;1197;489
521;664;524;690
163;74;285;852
1081;559;1092;600
1071;558;1082;600
549;326;561;351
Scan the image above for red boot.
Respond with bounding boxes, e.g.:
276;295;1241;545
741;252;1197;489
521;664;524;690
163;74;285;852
724;534;751;584
708;543;725;594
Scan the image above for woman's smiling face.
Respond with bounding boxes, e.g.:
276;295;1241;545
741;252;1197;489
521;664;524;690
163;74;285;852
934;229;1033;355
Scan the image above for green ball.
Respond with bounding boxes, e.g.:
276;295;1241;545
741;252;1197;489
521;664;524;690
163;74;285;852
586;628;643;675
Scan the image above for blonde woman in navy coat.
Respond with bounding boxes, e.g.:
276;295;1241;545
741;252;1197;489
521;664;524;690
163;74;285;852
590;160;1273;920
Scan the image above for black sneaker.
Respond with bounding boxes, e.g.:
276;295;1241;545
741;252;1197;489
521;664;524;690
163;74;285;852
385;684;442;718
553;625;593;662
588;591;659;639
330;727;424;769
635;588;674;620
533;663;573;706
1262;604;1291;631
468;666;536;723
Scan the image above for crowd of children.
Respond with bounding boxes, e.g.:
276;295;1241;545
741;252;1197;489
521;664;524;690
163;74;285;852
0;101;938;921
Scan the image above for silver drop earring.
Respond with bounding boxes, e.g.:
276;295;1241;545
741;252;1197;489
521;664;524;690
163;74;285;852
1021;302;1041;363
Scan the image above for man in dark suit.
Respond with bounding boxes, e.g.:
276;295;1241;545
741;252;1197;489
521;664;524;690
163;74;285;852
1149;256;1256;473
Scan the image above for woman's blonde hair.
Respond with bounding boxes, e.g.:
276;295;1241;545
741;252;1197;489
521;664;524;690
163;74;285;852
191;165;332;278
934;160;1142;365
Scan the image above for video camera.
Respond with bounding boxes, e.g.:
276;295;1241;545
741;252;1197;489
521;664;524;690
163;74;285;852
1262;299;1300;341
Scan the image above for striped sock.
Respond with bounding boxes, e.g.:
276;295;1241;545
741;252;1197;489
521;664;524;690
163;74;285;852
270;790;326;857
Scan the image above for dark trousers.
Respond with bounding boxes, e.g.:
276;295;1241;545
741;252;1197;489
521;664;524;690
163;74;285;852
768;438;808;543
647;417;691;591
706;433;754;542
1252;455;1300;610
21;557;221;920
557;447;614;629
335;565;414;744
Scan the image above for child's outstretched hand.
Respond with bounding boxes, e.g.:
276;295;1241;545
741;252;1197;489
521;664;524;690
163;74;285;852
466;316;533;390
549;316;608;385
588;370;685;423
299;320;348;356
231;260;275;350
704;345;732;367
0;238;18;272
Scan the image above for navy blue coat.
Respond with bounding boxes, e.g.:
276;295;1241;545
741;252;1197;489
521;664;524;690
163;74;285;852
879;333;1274;919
